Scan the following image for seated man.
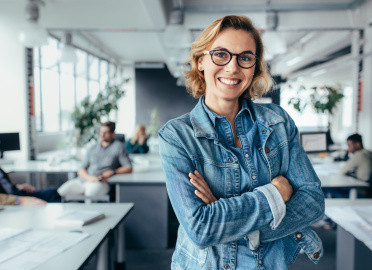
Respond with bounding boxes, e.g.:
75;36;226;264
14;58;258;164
58;121;132;198
0;168;61;203
340;133;372;181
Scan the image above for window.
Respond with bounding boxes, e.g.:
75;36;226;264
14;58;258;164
33;37;121;133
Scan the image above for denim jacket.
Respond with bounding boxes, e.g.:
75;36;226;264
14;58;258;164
159;98;325;270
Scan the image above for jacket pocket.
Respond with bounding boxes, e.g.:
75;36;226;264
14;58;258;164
172;227;208;268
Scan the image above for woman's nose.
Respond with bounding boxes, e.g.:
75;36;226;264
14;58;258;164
224;56;240;73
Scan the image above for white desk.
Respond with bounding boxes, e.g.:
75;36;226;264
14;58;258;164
0;203;133;270
312;157;369;199
109;153;168;249
325;199;372;270
2;160;81;189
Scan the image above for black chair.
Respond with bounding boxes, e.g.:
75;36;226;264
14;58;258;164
114;134;125;143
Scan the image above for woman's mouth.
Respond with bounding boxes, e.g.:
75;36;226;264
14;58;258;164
218;78;241;86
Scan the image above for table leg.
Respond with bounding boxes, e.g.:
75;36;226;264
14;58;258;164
115;184;120;203
349;188;357;200
97;237;109;270
336;225;372;270
115;222;126;270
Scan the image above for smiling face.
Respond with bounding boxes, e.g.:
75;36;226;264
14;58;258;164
198;28;256;106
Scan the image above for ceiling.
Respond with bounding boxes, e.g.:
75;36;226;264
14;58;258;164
0;0;370;85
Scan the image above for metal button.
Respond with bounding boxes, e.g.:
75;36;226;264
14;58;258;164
262;130;267;134
224;264;230;269
252;175;256;180
228;158;233;163
296;232;303;239
265;147;270;153
258;259;263;265
313;252;319;259
245;154;249;158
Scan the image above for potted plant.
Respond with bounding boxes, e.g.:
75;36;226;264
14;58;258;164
288;85;344;144
71;79;128;147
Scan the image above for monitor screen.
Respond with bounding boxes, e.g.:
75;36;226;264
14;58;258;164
0;133;20;153
300;132;328;153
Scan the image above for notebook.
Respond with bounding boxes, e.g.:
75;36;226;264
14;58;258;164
55;210;105;227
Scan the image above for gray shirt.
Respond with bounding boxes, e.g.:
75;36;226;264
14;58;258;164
340;149;372;181
81;139;132;175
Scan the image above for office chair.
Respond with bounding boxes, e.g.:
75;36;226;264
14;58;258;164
114;134;125;143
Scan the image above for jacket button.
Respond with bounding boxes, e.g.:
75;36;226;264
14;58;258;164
245;154;249;158
262;130;267;134
228;158;233;163
265;147;270;153
258;259;263;265
252;175;256;180
313;252;320;259
224;264;230;269
296;232;303;239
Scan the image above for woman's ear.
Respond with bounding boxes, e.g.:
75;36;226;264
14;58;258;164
197;57;204;72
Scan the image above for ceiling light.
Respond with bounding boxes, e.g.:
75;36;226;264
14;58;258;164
19;0;48;47
311;69;327;77
286;56;303;66
60;32;77;63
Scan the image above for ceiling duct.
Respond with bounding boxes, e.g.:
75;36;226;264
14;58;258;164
266;11;278;31
19;0;48;47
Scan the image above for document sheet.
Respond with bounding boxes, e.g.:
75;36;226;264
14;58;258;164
0;228;89;270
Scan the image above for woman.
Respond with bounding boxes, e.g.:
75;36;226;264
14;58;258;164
159;15;324;270
126;125;149;154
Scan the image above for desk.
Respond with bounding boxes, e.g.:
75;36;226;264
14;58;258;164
109;153;168;248
312;158;369;199
325;199;372;270
0;203;133;270
2;160;81;189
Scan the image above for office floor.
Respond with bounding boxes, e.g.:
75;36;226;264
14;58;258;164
84;226;336;270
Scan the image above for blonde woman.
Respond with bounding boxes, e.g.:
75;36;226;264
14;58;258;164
126;125;149;154
159;15;324;269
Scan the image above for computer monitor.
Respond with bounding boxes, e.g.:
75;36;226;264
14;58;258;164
300;131;328;153
0;133;20;158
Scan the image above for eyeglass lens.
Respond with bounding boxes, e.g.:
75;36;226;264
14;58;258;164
211;50;256;68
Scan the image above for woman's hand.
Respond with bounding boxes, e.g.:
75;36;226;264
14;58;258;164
271;175;293;203
189;170;217;204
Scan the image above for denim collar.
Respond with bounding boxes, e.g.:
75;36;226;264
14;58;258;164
201;97;255;127
190;97;285;140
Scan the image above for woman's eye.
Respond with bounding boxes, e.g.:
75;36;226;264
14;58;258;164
214;51;228;58
240;54;254;62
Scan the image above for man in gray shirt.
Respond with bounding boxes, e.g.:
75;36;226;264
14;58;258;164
58;121;132;197
340;133;372;181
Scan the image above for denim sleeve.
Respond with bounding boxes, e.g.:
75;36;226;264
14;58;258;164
256;184;286;229
159;126;275;249
259;112;325;243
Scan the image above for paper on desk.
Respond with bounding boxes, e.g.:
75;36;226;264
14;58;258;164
0;229;89;270
0;228;29;242
326;206;372;243
313;163;341;176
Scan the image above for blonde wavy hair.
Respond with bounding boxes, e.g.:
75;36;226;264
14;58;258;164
184;15;273;100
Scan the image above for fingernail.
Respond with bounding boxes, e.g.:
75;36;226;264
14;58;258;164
195;170;199;175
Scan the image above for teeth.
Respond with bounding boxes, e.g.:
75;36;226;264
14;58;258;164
220;78;239;85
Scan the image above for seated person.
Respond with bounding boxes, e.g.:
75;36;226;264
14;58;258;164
126;125;149;154
0;193;46;205
0;168;61;203
58;121;132;198
340;133;372;181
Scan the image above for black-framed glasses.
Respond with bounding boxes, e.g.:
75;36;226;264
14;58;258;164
203;49;258;69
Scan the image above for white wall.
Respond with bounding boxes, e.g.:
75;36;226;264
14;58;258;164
0;14;28;160
359;0;372;149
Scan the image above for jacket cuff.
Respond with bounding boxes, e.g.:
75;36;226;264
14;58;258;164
255;183;286;230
